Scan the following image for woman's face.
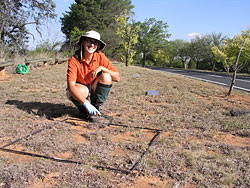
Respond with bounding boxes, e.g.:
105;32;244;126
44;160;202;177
83;38;99;54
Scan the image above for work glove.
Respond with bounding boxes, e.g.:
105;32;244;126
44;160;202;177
83;100;101;116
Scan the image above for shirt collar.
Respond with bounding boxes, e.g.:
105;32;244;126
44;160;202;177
80;52;97;64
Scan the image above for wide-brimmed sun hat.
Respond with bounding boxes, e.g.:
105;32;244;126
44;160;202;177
78;30;106;51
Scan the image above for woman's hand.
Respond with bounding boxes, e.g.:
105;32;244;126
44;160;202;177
91;66;120;82
92;66;102;78
83;100;101;116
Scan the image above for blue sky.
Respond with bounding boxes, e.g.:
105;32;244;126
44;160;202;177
27;0;250;49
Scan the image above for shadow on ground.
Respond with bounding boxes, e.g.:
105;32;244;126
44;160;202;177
5;100;77;119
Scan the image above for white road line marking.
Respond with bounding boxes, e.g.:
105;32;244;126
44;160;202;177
237;79;250;83
184;75;250;92
163;70;250;92
234;86;250;92
209;75;223;78
183;75;227;86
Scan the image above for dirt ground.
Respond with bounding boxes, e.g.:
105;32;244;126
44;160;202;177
0;61;249;188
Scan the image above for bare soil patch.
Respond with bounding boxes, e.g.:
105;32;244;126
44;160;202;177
121;176;172;188
0;62;249;187
214;132;250;147
27;172;60;188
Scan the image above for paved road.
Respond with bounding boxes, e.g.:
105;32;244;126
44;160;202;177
147;66;250;92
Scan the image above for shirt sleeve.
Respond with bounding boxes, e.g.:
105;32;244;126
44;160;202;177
67;56;78;82
100;52;118;72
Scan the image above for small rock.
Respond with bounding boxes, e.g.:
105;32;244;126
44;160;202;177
230;109;250;116
133;74;140;78
146;90;159;96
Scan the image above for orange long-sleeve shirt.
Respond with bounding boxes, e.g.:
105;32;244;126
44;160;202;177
67;51;118;85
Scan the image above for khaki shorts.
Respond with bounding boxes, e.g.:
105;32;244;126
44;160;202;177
66;83;92;101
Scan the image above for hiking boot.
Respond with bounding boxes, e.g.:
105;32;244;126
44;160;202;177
69;97;100;122
87;115;100;123
91;82;112;112
79;114;100;123
69;97;90;121
78;110;99;123
78;110;88;120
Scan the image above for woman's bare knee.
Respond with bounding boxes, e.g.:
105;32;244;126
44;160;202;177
75;84;89;98
98;73;112;85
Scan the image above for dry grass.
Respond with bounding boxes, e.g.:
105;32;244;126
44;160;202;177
0;61;249;188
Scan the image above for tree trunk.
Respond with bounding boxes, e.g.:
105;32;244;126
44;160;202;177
125;41;130;66
227;39;246;96
212;60;216;71
142;52;146;67
169;59;172;67
182;60;185;69
125;51;129;66
184;58;190;69
227;70;237;96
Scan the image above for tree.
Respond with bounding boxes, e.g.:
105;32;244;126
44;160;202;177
187;33;227;71
60;0;134;57
189;35;212;70
179;41;191;69
212;28;250;95
136;18;170;67
168;40;191;69
0;0;56;58
70;27;86;45
115;10;139;66
151;47;170;67
208;32;227;71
